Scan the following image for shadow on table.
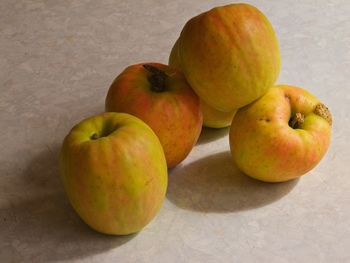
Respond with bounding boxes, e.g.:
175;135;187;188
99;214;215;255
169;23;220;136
196;127;230;145
0;145;135;262
167;151;298;213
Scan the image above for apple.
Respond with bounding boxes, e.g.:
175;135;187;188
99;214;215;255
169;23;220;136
200;99;237;128
168;38;181;69
105;63;202;168
229;85;332;182
169;3;280;112
170;39;236;128
60;112;168;235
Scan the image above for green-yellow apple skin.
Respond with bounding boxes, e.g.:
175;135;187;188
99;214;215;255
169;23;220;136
105;63;202;168
200;99;237;128
60;112;168;235
229;85;332;183
169;38;181;69
169;3;280;112
170;40;236;128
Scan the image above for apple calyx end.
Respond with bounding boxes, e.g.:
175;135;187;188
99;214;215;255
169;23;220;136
314;103;332;126
289;112;304;129
90;133;99;140
143;64;167;92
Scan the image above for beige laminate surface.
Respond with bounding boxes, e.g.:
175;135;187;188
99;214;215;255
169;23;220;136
1;1;349;262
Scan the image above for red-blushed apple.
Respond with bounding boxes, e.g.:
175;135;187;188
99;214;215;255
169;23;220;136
60;112;168;235
229;85;332;182
169;3;280;112
105;63;202;168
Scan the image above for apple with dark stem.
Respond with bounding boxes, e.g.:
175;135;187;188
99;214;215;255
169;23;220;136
229;85;332;182
105;63;202;168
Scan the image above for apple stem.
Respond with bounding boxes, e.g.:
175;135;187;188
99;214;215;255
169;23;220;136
289;112;304;129
143;64;167;92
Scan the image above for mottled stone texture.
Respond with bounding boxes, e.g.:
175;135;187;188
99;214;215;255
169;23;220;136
1;0;349;262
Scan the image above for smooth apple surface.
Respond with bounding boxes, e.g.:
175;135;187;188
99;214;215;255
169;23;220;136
229;85;332;182
170;3;280;112
169;38;181;69
201;99;236;128
105;63;202;168
60;112;168;235
170;41;236;128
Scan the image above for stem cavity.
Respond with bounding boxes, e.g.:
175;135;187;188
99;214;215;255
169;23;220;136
289;112;305;129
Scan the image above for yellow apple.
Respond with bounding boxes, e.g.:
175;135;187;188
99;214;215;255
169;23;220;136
60;112;167;235
201;99;236;128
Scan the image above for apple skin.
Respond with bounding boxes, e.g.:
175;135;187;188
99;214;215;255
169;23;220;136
60;112;168;235
229;85;332;182
201;99;237;128
105;63;202;168
170;40;236;128
170;3;280;112
169;38;181;69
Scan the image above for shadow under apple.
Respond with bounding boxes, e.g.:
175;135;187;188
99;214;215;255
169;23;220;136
0;145;135;262
196;126;230;145
167;151;299;213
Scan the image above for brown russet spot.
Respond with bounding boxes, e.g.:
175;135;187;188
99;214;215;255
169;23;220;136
259;118;271;122
314;103;332;125
284;94;291;102
145;178;154;186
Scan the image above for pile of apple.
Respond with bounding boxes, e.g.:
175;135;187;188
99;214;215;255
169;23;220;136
60;4;332;235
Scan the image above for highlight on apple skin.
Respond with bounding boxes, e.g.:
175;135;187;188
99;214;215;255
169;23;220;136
229;85;332;183
60;112;168;235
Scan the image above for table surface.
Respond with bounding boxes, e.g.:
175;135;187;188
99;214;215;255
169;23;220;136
1;1;349;262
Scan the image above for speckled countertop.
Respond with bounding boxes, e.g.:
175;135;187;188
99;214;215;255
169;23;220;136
1;1;349;262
